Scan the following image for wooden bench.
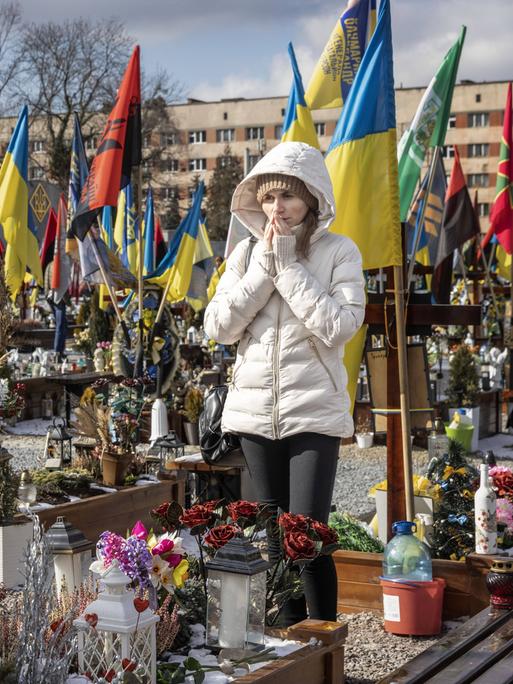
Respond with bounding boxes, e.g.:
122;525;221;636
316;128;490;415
379;605;513;683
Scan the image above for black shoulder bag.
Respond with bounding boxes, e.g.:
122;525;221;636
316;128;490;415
199;237;256;466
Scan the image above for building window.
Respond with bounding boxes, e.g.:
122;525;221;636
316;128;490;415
216;128;235;143
442;145;455;159
188;130;206;144
166;158;179;172
468;173;488;188
281;108;285;116
478;202;490;217
274;124;283;139
246;126;264;141
315;122;326;137
476;93;481;103
247;154;260;171
223;112;228;120
32;140;44;153
163;186;178;201
468;143;489;158
468;112;489;127
85;136;97;151
188;158;207;171
29;166;44;180
448;115;456;129
161;132;177;146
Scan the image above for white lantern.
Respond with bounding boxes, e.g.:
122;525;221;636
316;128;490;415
45;516;94;597
205;536;271;652
74;561;159;683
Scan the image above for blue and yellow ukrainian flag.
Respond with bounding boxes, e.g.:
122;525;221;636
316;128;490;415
162;184;204;302
186;217;215;311
406;156;447;271
305;0;376;110
148;182;205;285
325;0;402;271
100;206;114;251
142;187;155;276
0;106;43;298
281;43;319;149
114;183;138;275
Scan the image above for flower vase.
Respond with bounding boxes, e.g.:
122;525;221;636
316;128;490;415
183;421;199;446
101;451;132;486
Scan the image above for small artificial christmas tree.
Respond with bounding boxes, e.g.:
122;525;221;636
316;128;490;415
446;343;480;407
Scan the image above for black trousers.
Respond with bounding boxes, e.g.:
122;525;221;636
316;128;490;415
240;431;340;625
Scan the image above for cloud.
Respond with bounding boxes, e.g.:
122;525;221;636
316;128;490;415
192;0;513;100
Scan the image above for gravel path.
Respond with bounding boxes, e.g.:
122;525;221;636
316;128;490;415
341;611;463;684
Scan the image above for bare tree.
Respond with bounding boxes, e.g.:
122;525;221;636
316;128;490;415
16;17;133;187
0;1;22;112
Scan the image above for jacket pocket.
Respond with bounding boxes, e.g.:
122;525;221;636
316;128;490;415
232;334;252;387
308;337;338;391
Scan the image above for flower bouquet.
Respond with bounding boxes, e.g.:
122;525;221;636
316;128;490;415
151;498;341;627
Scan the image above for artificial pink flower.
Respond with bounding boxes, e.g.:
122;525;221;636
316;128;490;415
131;520;148;540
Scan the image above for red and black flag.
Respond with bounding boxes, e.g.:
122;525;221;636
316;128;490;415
40;207;57;273
432;146;480;303
154;215;167;265
71;46;141;240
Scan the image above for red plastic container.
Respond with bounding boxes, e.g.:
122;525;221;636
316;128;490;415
380;577;446;635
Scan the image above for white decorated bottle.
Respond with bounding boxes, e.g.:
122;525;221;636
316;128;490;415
474;463;497;554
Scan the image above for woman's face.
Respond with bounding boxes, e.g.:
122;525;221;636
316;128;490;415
260;189;309;227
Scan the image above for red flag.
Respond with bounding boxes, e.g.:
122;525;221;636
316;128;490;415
71;46;141;240
40;207;57;273
489;83;513;254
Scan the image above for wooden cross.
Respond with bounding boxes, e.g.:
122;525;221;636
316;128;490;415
363;266;481;538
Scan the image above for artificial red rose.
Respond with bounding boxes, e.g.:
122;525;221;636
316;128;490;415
202;499;222;512
204;524;239;550
278;513;311;533
180;504;215;529
152;502;170;518
122;659;137;672
310;520;339;546
283;531;317;561
227;500;260;522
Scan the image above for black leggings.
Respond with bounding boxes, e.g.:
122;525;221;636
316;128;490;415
240;431;340;625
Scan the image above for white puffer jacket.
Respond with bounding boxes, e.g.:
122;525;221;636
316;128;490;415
204;142;365;440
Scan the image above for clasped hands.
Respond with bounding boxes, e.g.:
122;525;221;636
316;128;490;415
263;210;292;251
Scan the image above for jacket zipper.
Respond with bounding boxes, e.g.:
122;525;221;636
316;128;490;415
272;302;282;439
308;337;338;391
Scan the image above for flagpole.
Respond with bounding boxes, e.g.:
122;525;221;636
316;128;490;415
393;264;415;522
406;147;442;291
135;164;144;377
87;233;130;346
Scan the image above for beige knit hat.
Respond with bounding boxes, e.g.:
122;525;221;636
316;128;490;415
255;173;318;210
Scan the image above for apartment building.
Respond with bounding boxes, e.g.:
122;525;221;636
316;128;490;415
0;79;508;235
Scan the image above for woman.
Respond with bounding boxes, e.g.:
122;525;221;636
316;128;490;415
204;141;365;624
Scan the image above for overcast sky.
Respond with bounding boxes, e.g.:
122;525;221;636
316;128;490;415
18;0;513;101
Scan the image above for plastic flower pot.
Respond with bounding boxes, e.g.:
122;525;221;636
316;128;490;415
101;451;132;486
444;423;474;453
380;577;445;636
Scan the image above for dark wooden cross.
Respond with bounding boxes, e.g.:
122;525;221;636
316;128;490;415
363;265;481;538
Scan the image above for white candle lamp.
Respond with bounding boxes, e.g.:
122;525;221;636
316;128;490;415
17;470;37;510
205;535;271;652
45;516;94;597
43;417;73;469
74;560;159;683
